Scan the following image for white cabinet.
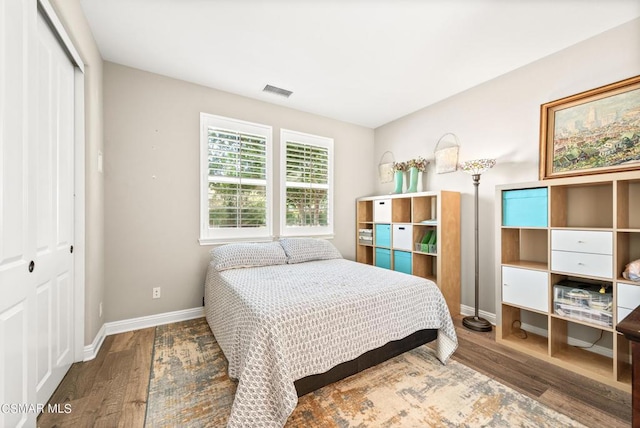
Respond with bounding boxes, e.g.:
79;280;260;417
502;266;548;312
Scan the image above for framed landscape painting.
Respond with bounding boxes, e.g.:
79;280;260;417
539;75;640;179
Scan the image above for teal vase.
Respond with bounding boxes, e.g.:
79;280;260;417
406;167;419;192
393;170;403;193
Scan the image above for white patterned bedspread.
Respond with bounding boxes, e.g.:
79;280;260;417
204;258;458;428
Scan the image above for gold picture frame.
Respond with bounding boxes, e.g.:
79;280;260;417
539;75;640;180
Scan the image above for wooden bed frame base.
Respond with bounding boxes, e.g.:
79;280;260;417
294;329;438;397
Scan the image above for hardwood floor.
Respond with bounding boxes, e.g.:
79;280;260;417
38;328;155;428
38;315;631;427
450;316;632;428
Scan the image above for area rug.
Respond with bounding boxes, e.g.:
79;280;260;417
145;318;584;427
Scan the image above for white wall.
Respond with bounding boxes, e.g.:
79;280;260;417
374;18;640;316
103;62;375;322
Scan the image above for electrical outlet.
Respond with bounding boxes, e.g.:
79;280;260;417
153;287;161;299
99;302;103;318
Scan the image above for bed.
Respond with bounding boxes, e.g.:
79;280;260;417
204;239;458;428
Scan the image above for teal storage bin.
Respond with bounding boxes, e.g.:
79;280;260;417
375;224;391;247
503;188;548;227
393;250;412;274
375;248;391;269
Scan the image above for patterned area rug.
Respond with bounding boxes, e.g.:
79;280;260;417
145;318;584;427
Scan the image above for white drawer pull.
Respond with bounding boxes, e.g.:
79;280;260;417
504;283;509;287
577;240;585;244
578;262;585;266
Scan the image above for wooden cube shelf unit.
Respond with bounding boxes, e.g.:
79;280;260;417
356;191;461;315
495;170;640;391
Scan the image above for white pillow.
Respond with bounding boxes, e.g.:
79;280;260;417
210;242;288;271
279;238;342;264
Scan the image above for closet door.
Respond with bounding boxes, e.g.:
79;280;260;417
0;2;75;426
34;10;75;405
0;1;38;427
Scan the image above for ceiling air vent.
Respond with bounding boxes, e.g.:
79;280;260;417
263;84;293;98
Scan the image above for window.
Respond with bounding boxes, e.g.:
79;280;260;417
280;129;334;237
200;113;272;243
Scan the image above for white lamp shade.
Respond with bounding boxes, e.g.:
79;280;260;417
459;159;496;175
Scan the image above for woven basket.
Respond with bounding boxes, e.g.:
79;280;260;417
434;133;459;174
378;151;395;183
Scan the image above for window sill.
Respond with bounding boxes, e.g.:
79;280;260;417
198;236;276;246
278;233;335;240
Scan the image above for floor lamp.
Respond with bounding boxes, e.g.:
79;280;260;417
460;158;496;332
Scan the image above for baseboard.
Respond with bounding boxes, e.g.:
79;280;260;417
83;307;205;361
459;304;497;325
520;322;613;359
467;306;614;358
83;323;106;362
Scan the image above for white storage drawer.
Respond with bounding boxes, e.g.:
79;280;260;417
551;250;612;278
373;199;392;223
618;307;633;323
617;283;640;323
618;283;640;306
551;230;612;255
392;224;413;251
502;266;549;312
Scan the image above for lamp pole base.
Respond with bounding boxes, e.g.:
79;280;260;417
462;315;492;332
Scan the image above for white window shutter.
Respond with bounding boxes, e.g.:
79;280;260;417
200;114;272;243
281;129;334;237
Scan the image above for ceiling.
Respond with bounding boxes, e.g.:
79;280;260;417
80;0;640;129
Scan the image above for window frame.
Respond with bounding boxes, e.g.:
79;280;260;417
280;128;334;238
199;113;273;244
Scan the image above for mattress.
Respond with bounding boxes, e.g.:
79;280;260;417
204;258;457;427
